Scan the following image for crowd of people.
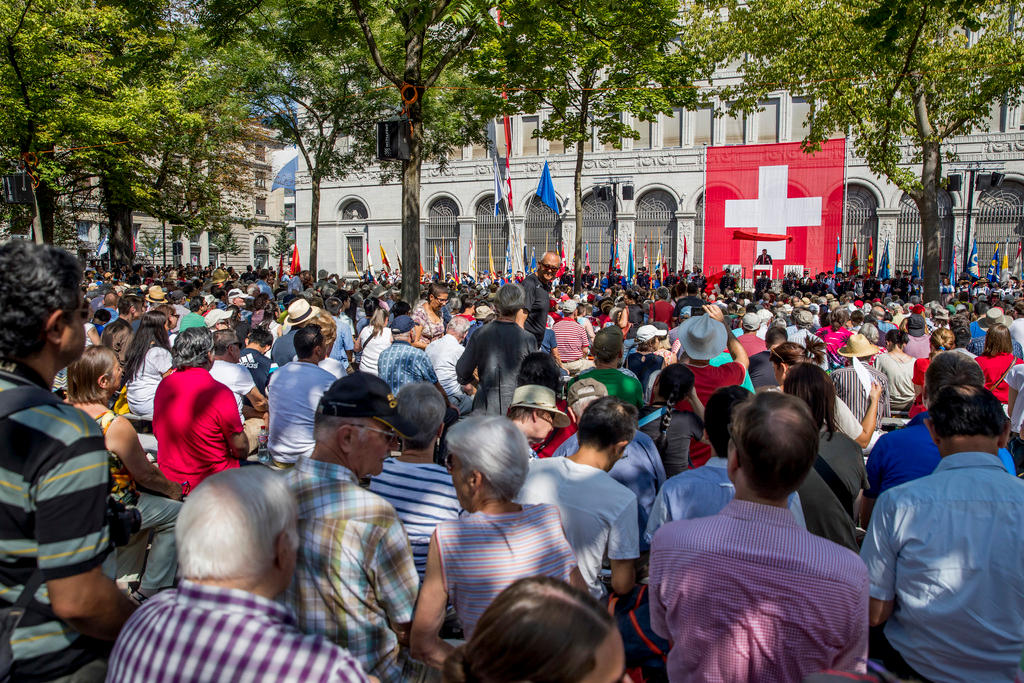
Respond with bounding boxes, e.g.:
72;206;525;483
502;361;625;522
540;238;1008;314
1;240;1022;683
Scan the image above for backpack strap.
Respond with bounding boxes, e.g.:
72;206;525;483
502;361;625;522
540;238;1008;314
813;455;854;520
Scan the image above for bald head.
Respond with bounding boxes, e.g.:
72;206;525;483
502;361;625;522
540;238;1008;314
537;251;561;284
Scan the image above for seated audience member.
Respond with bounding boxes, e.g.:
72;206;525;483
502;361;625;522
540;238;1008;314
442;577;630;683
638;364;704;477
123;310;174;419
107;468;370;682
154;327;248;490
519;397;640;600
410;417;583;669
645;386;805;542
747;325;787;389
649;392;869;681
209;329;267;454
861;384;1024;682
237;327;274;394
570;326;643;407
425;316;474;414
860;351;1016;526
67;346;182;602
831;333;891;423
285;373;419;683
626;325;669;398
507;384;571;450
553;300;593;376
267;325;336;466
515;351;576;457
782;363;866;552
370;383;461;579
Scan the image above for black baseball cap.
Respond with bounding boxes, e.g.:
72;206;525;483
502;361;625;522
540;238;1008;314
316;373;416;437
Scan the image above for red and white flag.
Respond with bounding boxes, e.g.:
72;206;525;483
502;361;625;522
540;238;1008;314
703;139;845;279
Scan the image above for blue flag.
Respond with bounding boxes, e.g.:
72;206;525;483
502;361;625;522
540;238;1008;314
967;241;980;279
878;241;890;279
910;243;919;280
530;248;537;273
627;241;635;285
987;244;1001;282
536;161;559;214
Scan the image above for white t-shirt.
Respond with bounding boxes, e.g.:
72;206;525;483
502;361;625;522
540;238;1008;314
126;346;172;419
1005;364;1024;432
267;361;335;463
517;456;639;599
358;327;392;376
319;357;346;379
84;323;96;347
1009;318;1024;351
209;359;256;418
835;396;865;442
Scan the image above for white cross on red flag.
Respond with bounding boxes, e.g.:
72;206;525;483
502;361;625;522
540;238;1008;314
703;139;845;279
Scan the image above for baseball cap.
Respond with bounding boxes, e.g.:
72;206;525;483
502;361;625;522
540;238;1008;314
559;299;578;314
316;374;416;437
204;309;232;327
509;385;570;428
741;312;761;331
567;377;608;406
635;324;667;344
906;313;927;337
227;288;251;300
390;315;415;334
591;326;624;359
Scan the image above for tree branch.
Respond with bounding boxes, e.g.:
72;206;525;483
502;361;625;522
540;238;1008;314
350;0;401;85
424;25;477;87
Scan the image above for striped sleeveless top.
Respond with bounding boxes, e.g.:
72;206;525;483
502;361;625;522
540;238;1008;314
434;503;577;638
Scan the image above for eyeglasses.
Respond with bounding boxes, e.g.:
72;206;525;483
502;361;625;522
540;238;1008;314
538;263;559;272
358;423;398;443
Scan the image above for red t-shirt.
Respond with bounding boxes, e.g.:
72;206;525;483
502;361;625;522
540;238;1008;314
976;353;1022;404
651;300;675;324
675;361;746;467
908;357;930;418
154;366;243;489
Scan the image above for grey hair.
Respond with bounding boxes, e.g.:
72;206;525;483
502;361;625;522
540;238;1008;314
860;323;879;345
494;283;526;316
569;395;601;419
656;286;670;300
176;468;298;581
446;416;529;501
446;315;472;338
172;326;213;369
397;383;446;450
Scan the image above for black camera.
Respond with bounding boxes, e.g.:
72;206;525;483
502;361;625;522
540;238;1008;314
106;497;142;547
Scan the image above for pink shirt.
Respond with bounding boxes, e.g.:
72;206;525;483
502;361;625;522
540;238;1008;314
649;499;869;681
154;366;242;489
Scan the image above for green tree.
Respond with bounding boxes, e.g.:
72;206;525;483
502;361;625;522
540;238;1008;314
476;0;721;292
721;0;1024;300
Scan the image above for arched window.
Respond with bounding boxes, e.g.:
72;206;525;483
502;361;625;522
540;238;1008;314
580;192;613;273
635;190;678;271
524;196;559;268
475;196;507;276
842;185;878;274
896;191;954;274
253;235;270;268
974;181;1024;270
427;198;460;274
340;199;368;221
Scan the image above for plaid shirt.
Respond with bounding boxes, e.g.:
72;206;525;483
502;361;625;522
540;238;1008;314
376;340;439;395
107;580;368;682
285;458;419;683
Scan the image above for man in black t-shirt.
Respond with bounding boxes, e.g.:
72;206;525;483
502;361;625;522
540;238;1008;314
239;328;274;394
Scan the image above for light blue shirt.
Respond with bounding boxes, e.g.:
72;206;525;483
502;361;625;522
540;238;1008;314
860;451;1024;682
552;430;666;550
329;314;355;370
644;457;805;544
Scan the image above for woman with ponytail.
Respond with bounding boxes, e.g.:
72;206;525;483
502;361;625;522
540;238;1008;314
442;577;629;683
638;364;704;477
909;328;955;418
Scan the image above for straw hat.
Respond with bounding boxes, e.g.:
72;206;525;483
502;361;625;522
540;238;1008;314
284;298;321;330
837;333;880;358
145;285;167;304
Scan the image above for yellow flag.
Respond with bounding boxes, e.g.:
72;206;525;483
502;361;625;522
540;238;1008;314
348;244;361;276
488;238;495;276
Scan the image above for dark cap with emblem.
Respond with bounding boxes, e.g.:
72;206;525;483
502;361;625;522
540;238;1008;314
316;373;416;437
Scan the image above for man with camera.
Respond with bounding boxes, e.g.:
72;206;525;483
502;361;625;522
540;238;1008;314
0;242;136;682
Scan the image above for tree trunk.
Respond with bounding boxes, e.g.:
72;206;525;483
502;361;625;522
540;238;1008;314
100;177;135;268
309;178;320;276
572;90;591;295
915;138;942;303
401;101;424;305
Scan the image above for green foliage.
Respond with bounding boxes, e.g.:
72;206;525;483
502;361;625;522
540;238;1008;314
208;227;242;257
272;223;292;259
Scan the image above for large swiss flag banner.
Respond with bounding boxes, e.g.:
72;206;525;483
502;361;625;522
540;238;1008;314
703;139;845;279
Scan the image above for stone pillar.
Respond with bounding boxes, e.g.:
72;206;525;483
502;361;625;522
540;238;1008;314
678;213;695;271
458;217;475;275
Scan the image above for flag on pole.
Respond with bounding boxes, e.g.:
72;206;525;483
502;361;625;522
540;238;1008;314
614;242;621;272
503;116;514;215
849;243;859;276
488;238;495;277
643;240;650;272
951;241;959;283
450;244;460;285
467;239;476;280
556;243;566;278
347;243;360;277
867;237;875;276
1015;241;1022;280
910;243;919;280
682;237;688;272
394;243;402;273
967;240;980;279
626;242;635;285
379;245;391;274
290;243;301;276
536;161;559;214
530;248;537;273
655;241;663;284
987;244;1001;282
493;154;505;215
366;240;376;282
504;235;512;275
877;240;890;280
834;239;842;274
585;243;591;271
1001;241;1010;283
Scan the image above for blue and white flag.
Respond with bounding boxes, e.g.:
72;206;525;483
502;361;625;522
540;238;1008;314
967;240;980;279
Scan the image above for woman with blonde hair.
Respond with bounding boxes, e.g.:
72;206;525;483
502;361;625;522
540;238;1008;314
66;346;182;602
909;328;956;418
355;303;392;375
310;308;344;378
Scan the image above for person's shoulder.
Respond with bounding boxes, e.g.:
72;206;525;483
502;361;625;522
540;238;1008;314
5;399;104;443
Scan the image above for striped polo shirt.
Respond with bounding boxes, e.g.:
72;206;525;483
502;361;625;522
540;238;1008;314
553;319;589;362
0;362;113;680
369;459;461;578
434;503;577;638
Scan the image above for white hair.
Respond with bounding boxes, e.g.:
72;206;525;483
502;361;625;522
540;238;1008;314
176;468;297;581
446;416;529;501
446;315;472;337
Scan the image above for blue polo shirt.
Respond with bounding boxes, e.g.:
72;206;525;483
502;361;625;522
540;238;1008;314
866;411;1014;499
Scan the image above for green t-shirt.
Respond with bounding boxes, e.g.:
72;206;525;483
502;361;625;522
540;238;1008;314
570;368;644;407
178;312;207;331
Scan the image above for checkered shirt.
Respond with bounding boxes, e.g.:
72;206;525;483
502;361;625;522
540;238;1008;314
107;580;368;682
376;340;438;395
284;458;419;683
